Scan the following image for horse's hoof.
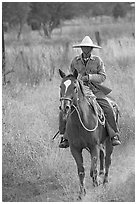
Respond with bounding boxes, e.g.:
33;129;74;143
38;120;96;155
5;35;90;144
93;180;100;187
103;176;109;184
93;175;102;187
77;195;82;201
93;182;98;187
99;170;104;175
77;188;86;200
83;188;86;196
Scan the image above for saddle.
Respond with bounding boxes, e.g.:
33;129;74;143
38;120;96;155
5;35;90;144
86;96;105;125
86;96;120;125
83;84;120;124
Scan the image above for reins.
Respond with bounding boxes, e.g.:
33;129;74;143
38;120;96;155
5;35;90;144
72;104;99;132
60;96;105;132
60;97;72;102
60;79;105;132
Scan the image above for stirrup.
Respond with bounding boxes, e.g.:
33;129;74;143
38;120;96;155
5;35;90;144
111;134;121;146
59;138;69;148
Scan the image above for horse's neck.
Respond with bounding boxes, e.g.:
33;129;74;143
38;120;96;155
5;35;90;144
78;97;96;127
76;82;96;127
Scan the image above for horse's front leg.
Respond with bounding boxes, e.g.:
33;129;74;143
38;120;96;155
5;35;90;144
104;139;113;184
90;145;100;187
99;144;106;176
99;149;105;175
70;146;86;200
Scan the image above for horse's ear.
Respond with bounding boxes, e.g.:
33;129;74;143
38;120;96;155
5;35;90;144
59;69;66;78
73;69;78;79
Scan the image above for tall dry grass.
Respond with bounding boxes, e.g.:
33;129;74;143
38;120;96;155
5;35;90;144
2;18;135;201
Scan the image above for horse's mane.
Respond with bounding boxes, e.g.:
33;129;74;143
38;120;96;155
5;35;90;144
78;80;97;115
78;80;85;96
65;74;97;125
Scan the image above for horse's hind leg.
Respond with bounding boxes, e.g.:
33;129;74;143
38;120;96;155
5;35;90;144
70;146;86;200
99;149;105;175
104;140;113;184
90;145;99;187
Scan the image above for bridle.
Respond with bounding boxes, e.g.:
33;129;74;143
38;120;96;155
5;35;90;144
60;76;106;132
60;96;100;132
60;97;73;102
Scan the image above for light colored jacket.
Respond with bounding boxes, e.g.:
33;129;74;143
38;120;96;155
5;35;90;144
70;54;111;98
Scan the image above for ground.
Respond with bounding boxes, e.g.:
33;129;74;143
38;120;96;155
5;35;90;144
3;139;134;202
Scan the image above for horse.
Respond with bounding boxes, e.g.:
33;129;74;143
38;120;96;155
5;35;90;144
59;68;115;199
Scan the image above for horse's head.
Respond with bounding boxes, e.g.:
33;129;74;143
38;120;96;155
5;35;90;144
59;69;82;119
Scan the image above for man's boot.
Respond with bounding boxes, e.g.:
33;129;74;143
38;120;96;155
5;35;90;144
112;133;121;146
106;121;121;146
59;136;69;148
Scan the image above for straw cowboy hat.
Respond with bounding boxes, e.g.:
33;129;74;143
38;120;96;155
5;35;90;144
73;36;102;49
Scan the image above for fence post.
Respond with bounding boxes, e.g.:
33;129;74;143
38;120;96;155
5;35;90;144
95;31;102;46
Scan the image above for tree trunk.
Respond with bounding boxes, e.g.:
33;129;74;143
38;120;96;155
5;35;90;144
42;23;51;38
2;22;6;84
17;20;23;40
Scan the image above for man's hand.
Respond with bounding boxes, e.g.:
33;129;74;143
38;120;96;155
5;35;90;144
81;75;89;82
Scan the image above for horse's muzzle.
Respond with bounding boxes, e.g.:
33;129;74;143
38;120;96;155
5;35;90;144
60;97;72;118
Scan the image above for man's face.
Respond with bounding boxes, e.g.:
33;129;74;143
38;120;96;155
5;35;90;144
81;46;93;55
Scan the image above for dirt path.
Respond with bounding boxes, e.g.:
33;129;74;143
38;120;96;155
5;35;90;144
82;141;135;202
3;140;134;202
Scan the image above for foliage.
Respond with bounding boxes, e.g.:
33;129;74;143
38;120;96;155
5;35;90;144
29;19;41;31
68;2;131;17
28;2;75;38
2;2;30;39
2;2;133;39
88;3;107;16
112;3;127;19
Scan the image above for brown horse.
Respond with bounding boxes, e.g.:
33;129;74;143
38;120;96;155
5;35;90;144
59;68;114;199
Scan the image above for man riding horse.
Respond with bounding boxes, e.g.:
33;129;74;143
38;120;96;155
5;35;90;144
59;36;121;148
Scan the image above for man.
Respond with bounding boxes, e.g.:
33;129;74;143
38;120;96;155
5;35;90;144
59;36;121;148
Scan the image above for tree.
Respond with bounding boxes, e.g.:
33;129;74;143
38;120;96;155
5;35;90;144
90;3;105;17
29;3;75;38
112;3;126;19
2;2;30;40
2;22;6;84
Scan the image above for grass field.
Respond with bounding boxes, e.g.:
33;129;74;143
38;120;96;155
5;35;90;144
2;17;135;201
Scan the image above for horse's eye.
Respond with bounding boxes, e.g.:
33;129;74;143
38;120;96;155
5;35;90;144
74;86;78;93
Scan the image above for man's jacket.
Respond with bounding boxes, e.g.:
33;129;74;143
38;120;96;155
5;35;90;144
70;54;112;98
